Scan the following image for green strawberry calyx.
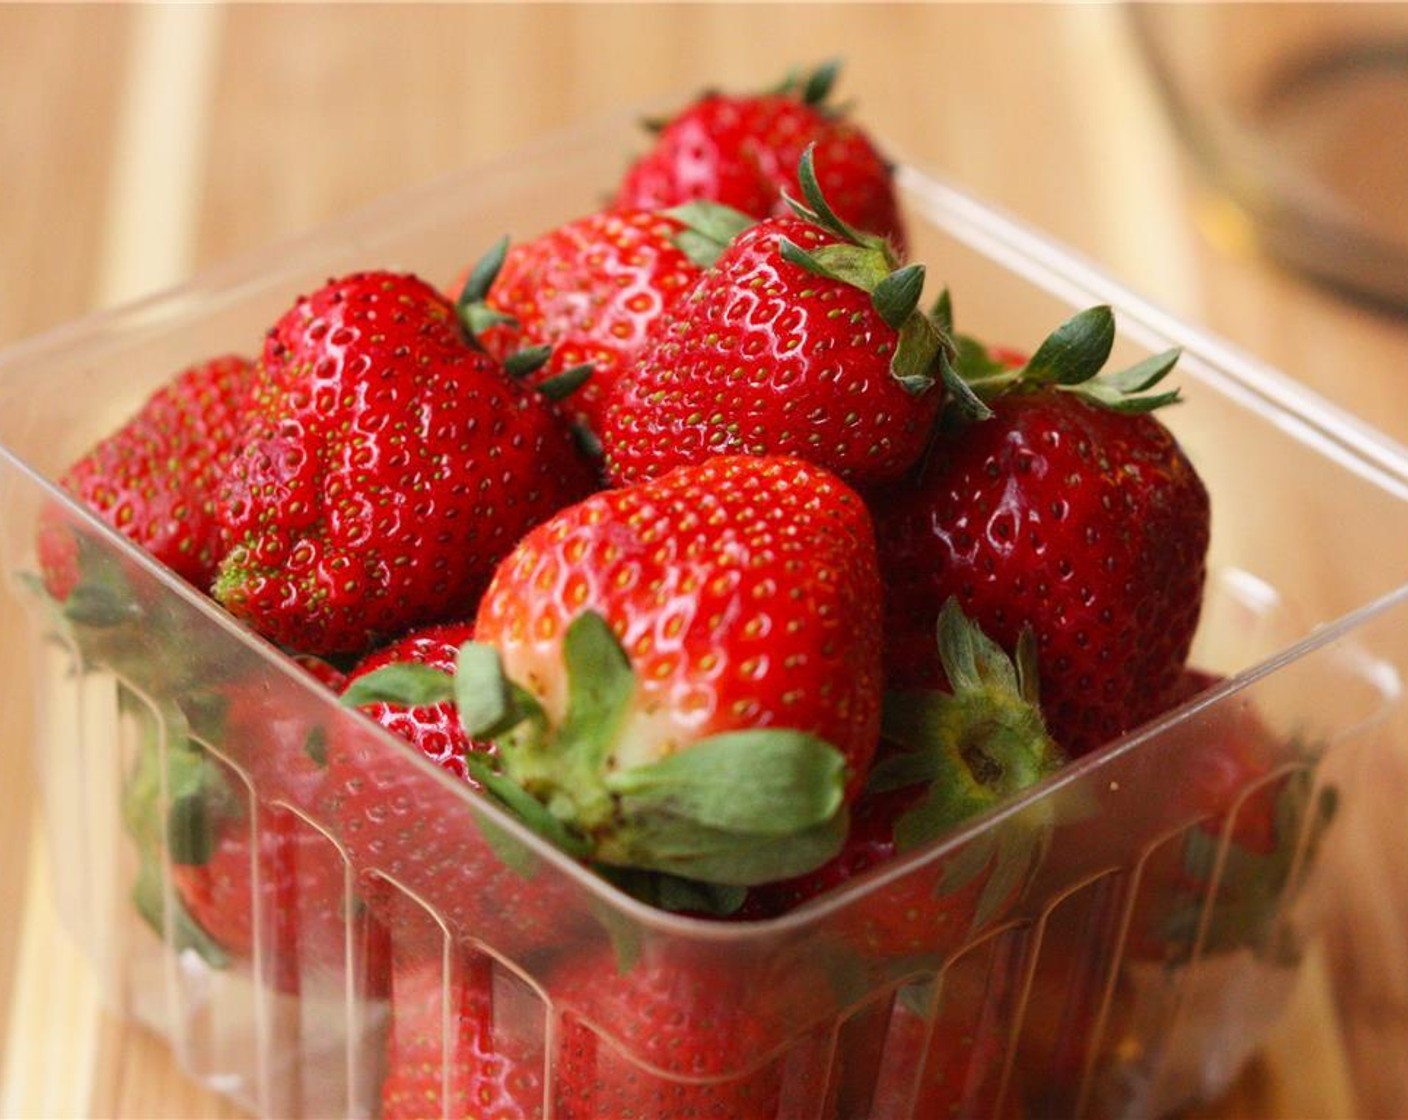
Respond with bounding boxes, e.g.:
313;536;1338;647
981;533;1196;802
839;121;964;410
771;57;845;110
875;599;1064;930
451;237;594;402
121;701;233;970
933;294;1183;422
455;235;518;340
666;145;952;399
343;611;850;890
873;598;1065;848
662;200;756;269
643;58;848;134
781;145;952;397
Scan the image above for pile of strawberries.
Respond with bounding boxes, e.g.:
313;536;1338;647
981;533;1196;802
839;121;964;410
41;62;1272;1118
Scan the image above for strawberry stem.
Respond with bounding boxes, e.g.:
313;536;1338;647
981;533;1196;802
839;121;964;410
449;610;852;887
776;145;951;398
940;300;1186;420
664;201;755;269
875;599;1064;851
455;236;519;345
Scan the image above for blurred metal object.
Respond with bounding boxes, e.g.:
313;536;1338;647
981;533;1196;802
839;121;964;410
1130;3;1408;311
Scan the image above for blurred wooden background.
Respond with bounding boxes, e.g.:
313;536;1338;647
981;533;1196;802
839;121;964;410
2;5;1404;1116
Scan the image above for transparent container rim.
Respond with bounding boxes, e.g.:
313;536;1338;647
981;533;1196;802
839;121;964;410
7;109;1408;944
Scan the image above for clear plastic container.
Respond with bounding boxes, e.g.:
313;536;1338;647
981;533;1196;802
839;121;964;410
3;109;1408;1119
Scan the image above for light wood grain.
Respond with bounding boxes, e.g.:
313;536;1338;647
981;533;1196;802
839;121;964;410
0;0;130;1074
2;5;1405;1117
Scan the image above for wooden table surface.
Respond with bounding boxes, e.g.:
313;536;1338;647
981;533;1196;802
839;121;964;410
1;5;1403;1117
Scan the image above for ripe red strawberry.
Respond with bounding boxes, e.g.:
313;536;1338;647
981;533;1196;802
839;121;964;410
140;657;389;998
454;454;884;891
600;150;949;490
327;625;593;960
742;600;1062;959
380;949;543;1120
213;270;598;656
859;977;1022;1120
1111;668;1331;970
42;354;257;596
1158;668;1282;854
453;209;706;436
615;60;906;253
320;723;593;962
874;305;1210;757
169;783;387;997
548;945;832;1120
342;619;485;783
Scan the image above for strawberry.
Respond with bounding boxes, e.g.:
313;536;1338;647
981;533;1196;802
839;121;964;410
742;600;1062;960
169;780;387;998
342;619;485;783
548;944;833;1120
1159;668;1282;854
327;626;592;960
614;59;906;253
213;270;598;657
1117;669;1331;967
42;353;257;595
873;305;1210;757
600;149;950;490
380;948;543;1120
859;976;1021;1120
453;209;705;436
131;657;390;998
321;728;592;962
432;454;885;893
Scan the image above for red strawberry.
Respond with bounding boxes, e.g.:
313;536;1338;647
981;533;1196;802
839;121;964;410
615;60;906;253
457;454;884;892
743;600;1062;959
1114;669;1328;968
144;658;390;998
342;619;485;783
859;977;1021;1120
320;728;593;962
169;785;386;998
326;627;592;960
290;650;348;693
548;945;833;1120
214;270;598;656
42;354;257;595
1159;668;1282;854
454;209;705;436
380;948;543;1120
600;150;948;490
873;305;1210;757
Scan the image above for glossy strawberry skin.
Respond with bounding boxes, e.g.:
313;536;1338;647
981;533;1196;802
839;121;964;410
214;271;597;657
549;946;832;1120
170;660;389;999
344;620;484;783
321;731;589;962
470;208;702;435
327;621;589;960
335;620;572;961
380;950;543;1120
45;354;257;594
615;90;905;252
874;391;1210;757
742;782;1019;961
474;454;884;800
171;791;386;998
600;218;942;491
